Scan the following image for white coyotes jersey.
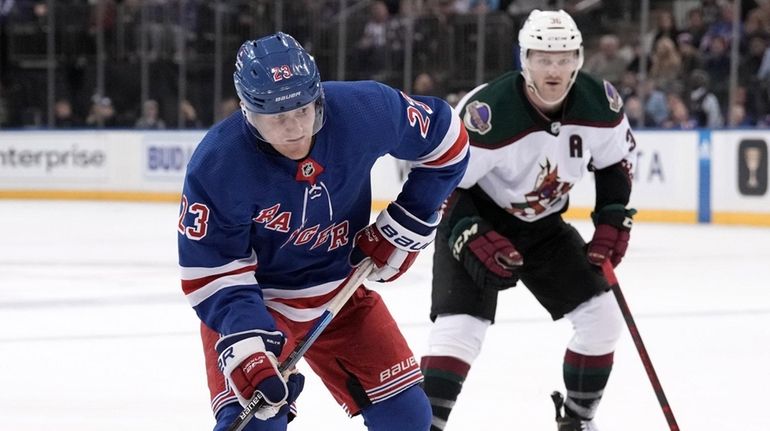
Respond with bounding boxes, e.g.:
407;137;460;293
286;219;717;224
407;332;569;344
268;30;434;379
456;71;637;222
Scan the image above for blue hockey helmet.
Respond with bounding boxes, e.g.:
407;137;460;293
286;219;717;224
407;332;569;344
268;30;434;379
234;32;323;115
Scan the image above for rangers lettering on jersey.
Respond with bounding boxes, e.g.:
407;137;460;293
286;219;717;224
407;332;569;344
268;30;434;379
253;203;350;251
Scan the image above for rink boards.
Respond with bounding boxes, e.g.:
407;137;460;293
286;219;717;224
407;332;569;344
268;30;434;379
0;129;768;225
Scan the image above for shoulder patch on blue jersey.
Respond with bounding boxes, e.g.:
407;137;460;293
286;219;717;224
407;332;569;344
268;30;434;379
463;100;493;135
603;80;623;113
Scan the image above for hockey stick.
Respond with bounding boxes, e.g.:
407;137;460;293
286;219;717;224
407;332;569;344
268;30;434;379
601;260;680;431
226;259;375;431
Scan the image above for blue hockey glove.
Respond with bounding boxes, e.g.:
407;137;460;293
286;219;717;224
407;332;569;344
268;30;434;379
449;216;522;290
350;202;439;282
215;330;304;421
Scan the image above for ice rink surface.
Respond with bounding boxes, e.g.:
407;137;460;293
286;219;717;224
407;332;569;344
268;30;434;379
1;200;768;431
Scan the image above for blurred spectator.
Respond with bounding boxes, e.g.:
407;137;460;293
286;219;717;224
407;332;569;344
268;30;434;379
684;7;708;49
444;90;467;108
647;9;680;52
700;1;741;53
53;98;82;128
662;94;697;129
584;34;629;87
217;97;239;121
641;80;670;126
85;94;116;128
701;0;722;27
703;35;731;106
412;72;438;96
739;34;767;86
617;70;639;100
135;99;166;129
688;69;724;128
429;0;460;23
625;41;651;75
505;0;551;28
728;102;753;126
730;86;759;125
756;38;770;80
624;95;655;128
677;33;705;86
355;1;401;81
179;99;202;128
742;7;770;47
452;0;500;14
649;37;683;89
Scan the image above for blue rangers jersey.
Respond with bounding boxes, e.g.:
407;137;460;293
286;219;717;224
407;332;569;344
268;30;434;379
178;80;469;336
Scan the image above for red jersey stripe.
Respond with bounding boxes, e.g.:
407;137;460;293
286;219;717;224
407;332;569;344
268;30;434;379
425;123;468;167
181;264;257;295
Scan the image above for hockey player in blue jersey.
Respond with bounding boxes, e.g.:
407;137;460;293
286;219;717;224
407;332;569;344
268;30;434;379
177;32;469;431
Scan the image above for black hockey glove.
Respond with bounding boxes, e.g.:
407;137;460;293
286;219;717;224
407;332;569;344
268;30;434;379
587;205;637;267
448;216;522;291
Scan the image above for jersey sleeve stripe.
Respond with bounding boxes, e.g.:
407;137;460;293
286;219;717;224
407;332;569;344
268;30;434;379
416;113;469;168
424;122;468;167
181;264;257;295
180;251;258;279
182;269;258;307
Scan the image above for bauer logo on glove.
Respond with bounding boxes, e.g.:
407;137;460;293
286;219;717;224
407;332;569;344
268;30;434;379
350;202;439;282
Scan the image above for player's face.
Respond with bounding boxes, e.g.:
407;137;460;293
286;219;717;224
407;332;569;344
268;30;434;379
246;102;318;159
526;50;579;104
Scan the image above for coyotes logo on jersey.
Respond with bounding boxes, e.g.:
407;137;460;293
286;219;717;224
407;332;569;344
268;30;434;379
508;159;573;218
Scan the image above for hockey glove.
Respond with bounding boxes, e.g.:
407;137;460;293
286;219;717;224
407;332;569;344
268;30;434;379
449;216;522;290
215;330;305;421
350;202;439;282
587;204;637;267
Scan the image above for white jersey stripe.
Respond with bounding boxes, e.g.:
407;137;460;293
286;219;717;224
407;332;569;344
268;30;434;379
261;278;343;301
180;250;257;279
415;113;465;168
265;300;330;322
185;271;258;307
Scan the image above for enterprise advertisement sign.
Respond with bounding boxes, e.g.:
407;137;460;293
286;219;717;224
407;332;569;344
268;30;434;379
0;133;108;179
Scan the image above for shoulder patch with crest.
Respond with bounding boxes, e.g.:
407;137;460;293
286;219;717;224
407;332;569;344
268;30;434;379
463;100;493;135
603;80;623;113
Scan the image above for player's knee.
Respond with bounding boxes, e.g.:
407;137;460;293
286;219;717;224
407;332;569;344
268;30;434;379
427;313;491;364
213;402;287;431
566;291;623;355
362;384;432;431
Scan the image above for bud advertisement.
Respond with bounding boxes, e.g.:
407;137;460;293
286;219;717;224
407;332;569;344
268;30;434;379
141;131;204;181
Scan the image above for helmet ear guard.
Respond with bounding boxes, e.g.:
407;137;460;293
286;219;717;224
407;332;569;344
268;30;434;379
518;9;584;106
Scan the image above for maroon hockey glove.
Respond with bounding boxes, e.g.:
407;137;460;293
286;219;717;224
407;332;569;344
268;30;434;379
350;203;438;282
449;216;522;291
215;330;304;421
587;205;636;267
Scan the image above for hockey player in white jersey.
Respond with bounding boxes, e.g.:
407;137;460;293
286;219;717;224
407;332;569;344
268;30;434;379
420;10;637;431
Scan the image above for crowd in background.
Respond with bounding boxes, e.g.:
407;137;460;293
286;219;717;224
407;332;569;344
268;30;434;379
1;0;770;129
